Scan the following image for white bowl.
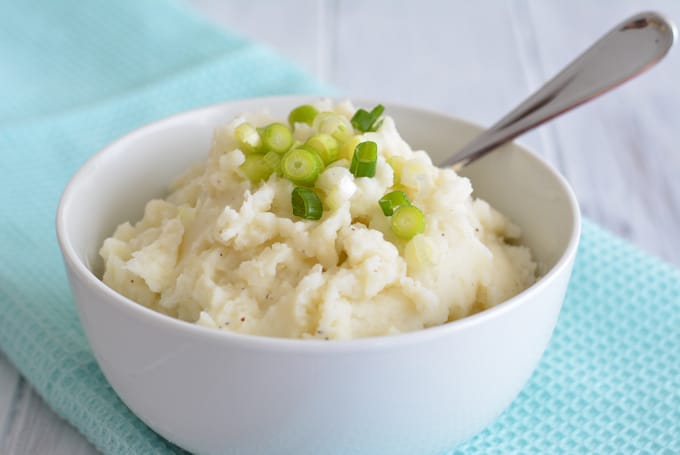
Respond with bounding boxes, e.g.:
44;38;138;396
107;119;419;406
56;96;580;455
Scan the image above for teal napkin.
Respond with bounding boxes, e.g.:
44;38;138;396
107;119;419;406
0;1;677;454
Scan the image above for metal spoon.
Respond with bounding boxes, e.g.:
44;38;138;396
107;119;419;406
443;11;676;170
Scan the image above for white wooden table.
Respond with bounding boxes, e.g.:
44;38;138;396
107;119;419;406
1;1;679;453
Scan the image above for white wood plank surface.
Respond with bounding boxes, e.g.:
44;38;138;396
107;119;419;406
0;379;98;455
187;0;326;80
2;1;678;453
524;0;680;265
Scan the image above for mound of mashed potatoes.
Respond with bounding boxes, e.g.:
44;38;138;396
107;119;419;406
100;100;536;339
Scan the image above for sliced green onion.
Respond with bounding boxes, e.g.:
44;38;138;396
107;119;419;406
350;141;378;178
280;147;323;186
240;153;274;182
310;147;325;171
233;122;262;153
391;205;425;240
387;156;405;185
288;104;319;127
379;190;411;216
338;135;362;161
292;187;323;220
313;112;353;141
305;133;339;165
351;104;385;132
262;150;281;171
260;123;293;154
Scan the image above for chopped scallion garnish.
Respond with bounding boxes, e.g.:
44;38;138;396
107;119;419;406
391;205;426;240
262;150;281;171
288;104;319;127
339;135;362;161
280;147;323;186
351;104;385;132
379;190;411;216
305;133;339;165
313;112;352;141
234;122;262;153
350;141;378;178
260;123;293;154
387;156;405;185
292;187;323;220
240;153;274;182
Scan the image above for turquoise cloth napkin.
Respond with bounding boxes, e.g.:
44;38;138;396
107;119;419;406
0;1;678;454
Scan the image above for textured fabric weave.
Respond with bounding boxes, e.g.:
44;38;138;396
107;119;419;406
0;1;678;454
454;221;680;454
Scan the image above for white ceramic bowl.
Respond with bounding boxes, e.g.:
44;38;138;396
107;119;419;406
56;96;580;455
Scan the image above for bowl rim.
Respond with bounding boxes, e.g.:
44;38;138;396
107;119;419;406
56;95;581;353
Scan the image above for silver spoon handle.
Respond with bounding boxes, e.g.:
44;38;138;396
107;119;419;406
443;11;676;169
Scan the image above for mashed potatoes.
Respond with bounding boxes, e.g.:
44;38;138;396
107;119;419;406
99;100;536;339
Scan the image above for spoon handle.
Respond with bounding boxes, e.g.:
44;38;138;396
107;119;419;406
443;11;676;169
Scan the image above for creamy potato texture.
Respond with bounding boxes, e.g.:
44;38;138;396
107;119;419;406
100;100;537;339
